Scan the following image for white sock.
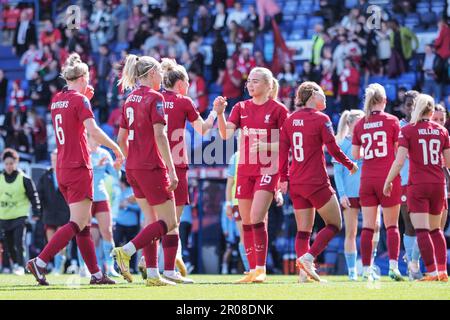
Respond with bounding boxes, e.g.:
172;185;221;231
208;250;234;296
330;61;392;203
147;268;160;278
255;265;266;272
409;260;420;272
249;269;255;273
176;238;182;260
389;260;398;270
163;270;176;277
122;242;136;256
363;266;371;274
93;271;103;279
36;257;47;268
428;270;438;277
303;253;314;262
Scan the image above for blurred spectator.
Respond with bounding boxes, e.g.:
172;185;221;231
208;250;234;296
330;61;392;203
128;6;146;44
8;80;25;111
143;28;167;54
421;44;441;103
340;8;360;32
433;19;450;91
39;20;61;47
2;4;20;45
235;47;256;80
211;32;228;82
389;86;407;118
97;45;113;99
375;21;392;71
0;148;40;275
332;34;361;76
188;68;209;115
89;0;111;52
277;62;297;87
130;21;151;50
25;108;47;162
180;16;195;46
254;50;267;68
113;0;129;43
227;2;248;29
217;58;243;113
193;5;211;37
389;19;418;74
256;0;281;31
189;41;205;75
338;58;360;111
0;70;8;115
212;2;228;33
12;10;36;57
311;24;325;68
20;44;41;81
29;75;50;110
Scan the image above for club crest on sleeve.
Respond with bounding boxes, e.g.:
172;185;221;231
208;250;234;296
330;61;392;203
325;121;334;134
156;100;164;116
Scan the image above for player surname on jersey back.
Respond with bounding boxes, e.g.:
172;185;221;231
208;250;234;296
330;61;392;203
363;121;384;130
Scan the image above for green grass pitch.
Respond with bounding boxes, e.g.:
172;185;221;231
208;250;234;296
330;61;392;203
0;274;448;300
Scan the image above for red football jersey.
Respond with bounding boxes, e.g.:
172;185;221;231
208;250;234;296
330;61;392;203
120;85;167;170
399;120;450;185
50;88;94;169
352;111;400;179
280;108;338;184
162;90;200;168
228;98;289;176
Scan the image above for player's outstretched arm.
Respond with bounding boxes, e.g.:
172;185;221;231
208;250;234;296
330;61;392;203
117;128;129;158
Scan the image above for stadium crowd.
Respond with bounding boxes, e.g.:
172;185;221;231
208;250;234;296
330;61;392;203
0;0;449;278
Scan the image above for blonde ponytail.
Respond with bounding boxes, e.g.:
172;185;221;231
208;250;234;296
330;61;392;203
336;109;364;143
119;54;161;92
410;94;435;125
363;83;386;120
270;77;279;100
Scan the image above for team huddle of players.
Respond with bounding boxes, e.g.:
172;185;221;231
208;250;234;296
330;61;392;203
26;52;448;286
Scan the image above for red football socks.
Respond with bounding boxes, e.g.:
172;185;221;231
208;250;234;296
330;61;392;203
430;229;447;273
39;221;80;264
162;234;179;271
309;225;339;257
252;222;268;267
143;240;159;268
242;224;256;270
360;228;374;266
386;226;400;261
131;220;168;250
76;226;100;274
295;231;311;258
416;229;437;273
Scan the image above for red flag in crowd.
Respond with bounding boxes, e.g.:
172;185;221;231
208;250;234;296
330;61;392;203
271;19;294;75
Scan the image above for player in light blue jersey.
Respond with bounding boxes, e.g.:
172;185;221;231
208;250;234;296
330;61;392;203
333;109;380;280
399;91;422;280
87;134;121;277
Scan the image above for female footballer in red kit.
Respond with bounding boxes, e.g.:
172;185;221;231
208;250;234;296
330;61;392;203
27;53;124;285
384;94;449;282
279;81;358;282
352;83;404;281
112;55;179;286
216;67;289;283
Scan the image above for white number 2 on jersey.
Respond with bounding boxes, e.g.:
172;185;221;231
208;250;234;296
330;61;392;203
55;114;65;145
361;131;387;160
126;107;134;141
419;139;441;165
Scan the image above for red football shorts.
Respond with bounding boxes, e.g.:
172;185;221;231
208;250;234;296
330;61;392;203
289;183;335;210
359;177;401;207
91;200;111;216
232;205;241;221
56;167;93;204
348;197;361;209
235;174;279;199
126;168;174;206
407;183;446;215
174;167;189;207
